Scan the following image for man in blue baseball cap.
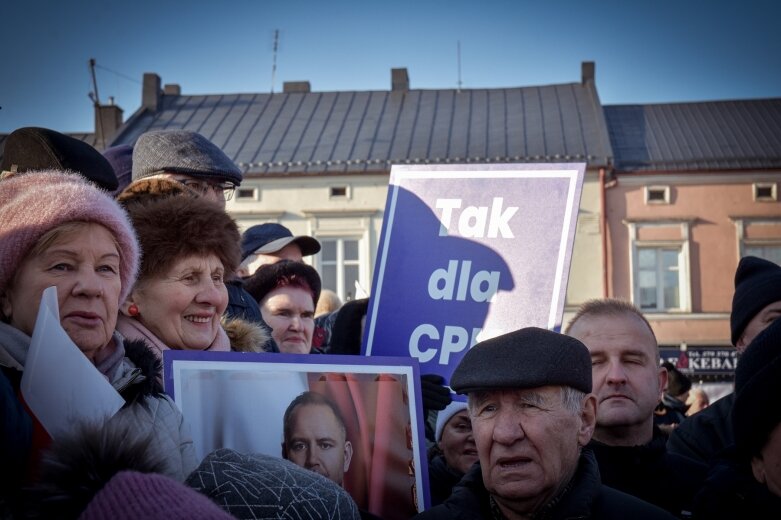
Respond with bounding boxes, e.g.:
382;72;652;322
238;223;321;278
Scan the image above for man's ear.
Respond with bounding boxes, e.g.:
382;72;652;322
657;365;669;401
281;442;288;460
751;455;767;485
343;440;353;472
578;394;598;447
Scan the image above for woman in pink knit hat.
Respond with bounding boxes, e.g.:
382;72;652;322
0;172;197;513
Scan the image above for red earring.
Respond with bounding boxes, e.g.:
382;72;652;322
128;304;140;317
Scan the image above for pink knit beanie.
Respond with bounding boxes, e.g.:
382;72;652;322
0;170;139;302
79;471;234;520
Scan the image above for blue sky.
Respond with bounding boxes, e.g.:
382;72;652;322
1;0;779;133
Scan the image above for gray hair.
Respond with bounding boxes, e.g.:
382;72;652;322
466;386;586;415
561;386;587;415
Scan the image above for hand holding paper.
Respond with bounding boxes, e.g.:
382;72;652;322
20;286;125;438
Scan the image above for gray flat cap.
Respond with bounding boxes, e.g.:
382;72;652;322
451;327;592;394
132;130;242;185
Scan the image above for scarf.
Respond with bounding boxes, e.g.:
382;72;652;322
116;314;231;362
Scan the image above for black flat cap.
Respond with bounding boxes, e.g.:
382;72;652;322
1;127;118;191
451;327;592;394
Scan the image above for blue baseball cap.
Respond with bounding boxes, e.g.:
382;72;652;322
241;223;321;261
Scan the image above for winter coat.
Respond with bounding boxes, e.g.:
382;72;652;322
692;447;781;519
222;316;272;353
588;426;707;517
0;322;198;486
225;280;278;352
24;417;221;520
654;394;688;428
224;278;262;323
427;451;466;506
415;449;676;520
667;392;735;465
1;367;33;518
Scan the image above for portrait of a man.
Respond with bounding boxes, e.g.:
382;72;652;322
282;391;354;486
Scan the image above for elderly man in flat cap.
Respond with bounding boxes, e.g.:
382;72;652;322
416;327;674;520
132;129;243;209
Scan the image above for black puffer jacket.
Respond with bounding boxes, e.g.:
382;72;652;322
692;448;781;519
415;449;676;520
589;426;707;517
667;392;735;465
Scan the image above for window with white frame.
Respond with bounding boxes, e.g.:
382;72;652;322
319;237;361;301
744;244;781;265
636;246;683;311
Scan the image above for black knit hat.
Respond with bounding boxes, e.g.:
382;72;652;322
245;260;322;308
730;256;781;345
1;127;118;191
732;318;781;458
451;327;592;394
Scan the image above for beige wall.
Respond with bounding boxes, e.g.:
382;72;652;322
606;172;781;346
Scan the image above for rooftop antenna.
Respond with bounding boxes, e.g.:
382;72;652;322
457;41;463;92
88;58;106;149
271;29;279;94
88;58;101;106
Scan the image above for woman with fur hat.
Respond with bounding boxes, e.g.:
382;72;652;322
0;172;197;510
117;191;268;370
245;260;321;354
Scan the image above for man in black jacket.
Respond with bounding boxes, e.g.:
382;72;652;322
668;256;781;464
566;299;706;517
415;327;674;519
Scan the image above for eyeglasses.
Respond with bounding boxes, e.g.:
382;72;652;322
178;178;237;201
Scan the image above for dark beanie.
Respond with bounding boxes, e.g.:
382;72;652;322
451;327;592;394
245;259;322;307
730;256;781;345
732;318;781;458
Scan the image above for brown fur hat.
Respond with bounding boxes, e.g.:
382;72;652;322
125;195;241;282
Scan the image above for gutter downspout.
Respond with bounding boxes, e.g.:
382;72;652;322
600;167;609;297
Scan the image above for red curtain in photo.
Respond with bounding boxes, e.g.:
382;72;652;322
309;373;417;519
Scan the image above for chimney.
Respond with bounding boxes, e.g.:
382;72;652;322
283;81;311;93
142;73;162;111
94;98;123;150
163;83;181;96
391;68;409;92
581;61;595;85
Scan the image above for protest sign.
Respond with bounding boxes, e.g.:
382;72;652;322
21;286;125;437
363;164;584;382
165;351;428;517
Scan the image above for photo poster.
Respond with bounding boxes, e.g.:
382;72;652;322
164;350;429;517
363;164;585;383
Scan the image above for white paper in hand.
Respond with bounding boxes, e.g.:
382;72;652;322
20;286;125;438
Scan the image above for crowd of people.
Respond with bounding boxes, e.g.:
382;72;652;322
1;125;780;519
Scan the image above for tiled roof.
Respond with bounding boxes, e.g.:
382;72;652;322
111;83;612;175
605;99;781;172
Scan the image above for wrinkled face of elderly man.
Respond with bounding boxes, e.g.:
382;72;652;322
468;385;596;516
